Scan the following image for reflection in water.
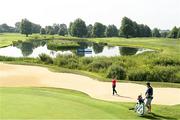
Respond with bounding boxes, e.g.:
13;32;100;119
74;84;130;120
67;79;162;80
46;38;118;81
0;40;153;58
92;43;104;54
119;47;138;56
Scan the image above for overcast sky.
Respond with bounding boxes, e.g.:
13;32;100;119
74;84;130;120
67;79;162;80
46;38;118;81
0;0;179;29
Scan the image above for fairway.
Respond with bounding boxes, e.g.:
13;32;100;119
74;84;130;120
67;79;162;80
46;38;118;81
0;87;179;119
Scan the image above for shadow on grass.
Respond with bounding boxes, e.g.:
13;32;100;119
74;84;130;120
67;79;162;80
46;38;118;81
141;112;177;120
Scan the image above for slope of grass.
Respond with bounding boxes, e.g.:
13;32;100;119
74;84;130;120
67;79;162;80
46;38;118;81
0;87;179;119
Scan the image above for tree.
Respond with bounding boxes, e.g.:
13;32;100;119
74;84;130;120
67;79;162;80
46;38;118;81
92;22;106;37
71;18;87;37
32;23;41;33
0;23;15;33
20;19;32;37
86;24;93;37
45;26;55;35
152;28;161;37
68;22;73;36
144;25;152;37
132;22;140;37
168;26;178;38
15;22;21;32
120;17;134;38
177;28;180;38
53;24;60;34
40;28;46;34
58;24;68;36
105;25;118;37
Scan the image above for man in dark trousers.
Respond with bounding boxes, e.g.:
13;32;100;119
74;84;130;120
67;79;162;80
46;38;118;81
112;77;118;95
145;82;153;113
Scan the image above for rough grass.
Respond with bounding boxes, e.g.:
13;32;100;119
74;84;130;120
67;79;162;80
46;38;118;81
0;87;180;119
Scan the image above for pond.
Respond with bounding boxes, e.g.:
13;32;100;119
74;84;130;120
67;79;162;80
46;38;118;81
0;40;153;58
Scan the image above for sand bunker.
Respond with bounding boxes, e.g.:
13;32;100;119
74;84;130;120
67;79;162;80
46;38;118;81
0;62;180;105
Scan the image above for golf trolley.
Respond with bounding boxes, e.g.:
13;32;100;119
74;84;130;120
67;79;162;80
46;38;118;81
134;99;146;116
129;95;146;116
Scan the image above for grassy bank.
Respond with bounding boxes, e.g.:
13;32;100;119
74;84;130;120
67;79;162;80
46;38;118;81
0;87;179;119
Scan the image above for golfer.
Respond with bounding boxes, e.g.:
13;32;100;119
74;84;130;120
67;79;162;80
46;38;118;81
112;77;118;95
145;82;153;113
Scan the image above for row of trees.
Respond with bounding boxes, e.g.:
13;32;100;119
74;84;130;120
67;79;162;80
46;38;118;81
1;17;180;38
0;24;16;33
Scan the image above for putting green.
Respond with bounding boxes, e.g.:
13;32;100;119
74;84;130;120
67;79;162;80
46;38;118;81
0;87;179;119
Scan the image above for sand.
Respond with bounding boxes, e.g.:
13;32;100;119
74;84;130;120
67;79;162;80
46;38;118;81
0;62;180;105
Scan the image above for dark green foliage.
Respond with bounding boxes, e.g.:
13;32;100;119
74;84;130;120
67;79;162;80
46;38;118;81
32;23;41;33
15;22;21;32
168;26;178;38
105;25;118;37
88;59;112;72
177;28;180;38
120;17;134;38
58;24;68;36
120;17;151;38
68;22;73;36
160;30;169;38
54;55;79;69
0;24;16;33
45;26;55;35
53;24;60;34
128;67;151;81
38;53;53;64
107;65;126;80
40;28;46;34
152;28;161;37
20;19;32;37
86;24;93;37
92;22;106;37
153;56;180;66
70;18;87;37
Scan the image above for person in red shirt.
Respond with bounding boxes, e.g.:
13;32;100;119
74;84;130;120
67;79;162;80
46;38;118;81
112;77;118;95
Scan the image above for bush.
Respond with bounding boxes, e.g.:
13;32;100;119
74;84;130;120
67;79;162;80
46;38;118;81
88;60;112;72
107;65;126;80
150;66;178;82
54;55;79;69
128;66;180;82
39;54;53;64
128;68;151;81
153;56;180;66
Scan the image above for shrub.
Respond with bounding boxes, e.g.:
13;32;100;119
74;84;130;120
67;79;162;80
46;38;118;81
66;58;79;69
150;66;178;82
88;60;112;72
39;54;53;64
153;56;180;66
107;65;126;80
128;68;150;81
54;55;79;69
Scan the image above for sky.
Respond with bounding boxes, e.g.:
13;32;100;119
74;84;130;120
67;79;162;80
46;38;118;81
0;0;179;29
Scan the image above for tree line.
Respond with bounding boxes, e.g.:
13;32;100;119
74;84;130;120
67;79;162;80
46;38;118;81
0;17;180;38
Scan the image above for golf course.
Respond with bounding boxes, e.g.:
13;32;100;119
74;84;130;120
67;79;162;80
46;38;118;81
0;33;180;119
0;0;180;119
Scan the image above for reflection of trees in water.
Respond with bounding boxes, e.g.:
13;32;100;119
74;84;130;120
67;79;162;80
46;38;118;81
92;43;104;54
13;40;47;57
19;42;33;56
119;47;138;56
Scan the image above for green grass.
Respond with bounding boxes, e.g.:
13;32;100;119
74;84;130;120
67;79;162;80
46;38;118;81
0;87;179;119
47;40;80;50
